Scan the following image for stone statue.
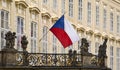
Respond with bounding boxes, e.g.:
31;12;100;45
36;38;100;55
21;35;28;50
72;50;77;66
21;35;29;66
67;49;73;66
98;38;108;67
80;38;89;55
5;31;16;48
67;49;78;66
11;32;16;48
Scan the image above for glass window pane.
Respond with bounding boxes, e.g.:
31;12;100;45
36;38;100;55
31;23;33;37
21;18;23;34
1;11;4;28
17;17;20;33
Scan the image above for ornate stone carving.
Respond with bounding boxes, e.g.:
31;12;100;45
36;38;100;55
80;38;90;55
21;35;28;50
67;50;78;66
5;31;16;48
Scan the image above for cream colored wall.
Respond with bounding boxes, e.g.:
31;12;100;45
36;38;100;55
0;0;120;69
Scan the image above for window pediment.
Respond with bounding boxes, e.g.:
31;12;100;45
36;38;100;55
72;24;76;29
15;1;28;8
110;37;116;41
86;30;94;35
7;0;13;2
42;12;51;19
102;35;109;39
113;0;120;4
95;32;102;37
118;39;120;42
29;7;40;14
77;27;85;32
52;17;58;22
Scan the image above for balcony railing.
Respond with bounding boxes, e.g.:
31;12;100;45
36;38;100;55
0;51;96;67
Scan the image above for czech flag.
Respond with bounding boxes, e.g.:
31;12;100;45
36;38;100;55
50;15;80;48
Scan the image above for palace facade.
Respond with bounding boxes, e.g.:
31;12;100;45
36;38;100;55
0;0;120;70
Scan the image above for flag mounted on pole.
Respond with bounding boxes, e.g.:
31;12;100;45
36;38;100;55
50;15;80;48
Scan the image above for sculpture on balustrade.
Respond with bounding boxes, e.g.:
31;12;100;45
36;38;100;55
21;35;28;51
67;49;78;66
71;50;77;66
80;38;90;55
5;31;16;48
98;38;108;67
67;49;73;66
21;35;29;66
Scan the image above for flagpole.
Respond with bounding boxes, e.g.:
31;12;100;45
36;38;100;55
39;30;49;42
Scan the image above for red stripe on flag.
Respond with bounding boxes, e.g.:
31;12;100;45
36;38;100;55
50;28;72;48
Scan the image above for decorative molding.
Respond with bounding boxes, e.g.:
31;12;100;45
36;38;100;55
86;30;94;35
102;35;109;39
77;27;85;32
29;7;40;14
109;35;116;41
94;32;102;37
7;0;13;2
15;1;28;8
113;0;120;4
52;17;58;22
41;12;51;19
96;0;100;2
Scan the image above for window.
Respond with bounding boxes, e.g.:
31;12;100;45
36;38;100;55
61;0;65;14
42;26;48;53
17;16;24;51
1;10;9;29
78;0;82;20
87;2;91;24
95;42;100;55
61;45;65;53
53;0;57;10
116;48;120;70
31;22;37;53
103;8;107;29
69;0;73;17
96;5;99;25
110;46;114;70
53;35;57;53
117;15;120;33
0;10;9;50
43;0;48;4
110;12;113;31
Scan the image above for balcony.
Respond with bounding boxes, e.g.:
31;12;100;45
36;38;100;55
0;31;111;70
